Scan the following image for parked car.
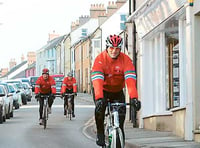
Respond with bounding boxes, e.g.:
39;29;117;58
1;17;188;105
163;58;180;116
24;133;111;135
22;82;32;101
0;85;6;123
7;83;21;109
55;80;62;97
28;76;39;92
19;78;31;85
0;83;13;119
2;80;27;105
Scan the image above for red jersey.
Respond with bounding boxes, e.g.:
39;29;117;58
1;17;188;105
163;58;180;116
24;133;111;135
35;75;56;94
91;50;138;100
61;77;77;93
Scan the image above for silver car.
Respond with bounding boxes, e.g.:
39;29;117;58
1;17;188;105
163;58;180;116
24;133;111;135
7;83;21;109
0;85;6;123
22;82;32;102
0;83;14;119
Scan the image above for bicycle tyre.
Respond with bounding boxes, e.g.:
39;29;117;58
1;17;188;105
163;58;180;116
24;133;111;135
68;102;72;120
43;105;47;129
111;128;124;148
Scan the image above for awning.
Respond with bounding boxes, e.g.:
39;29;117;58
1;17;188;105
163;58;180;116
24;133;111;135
127;0;187;39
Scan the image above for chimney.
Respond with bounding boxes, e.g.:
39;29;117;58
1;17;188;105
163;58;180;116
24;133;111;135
21;54;25;62
27;52;36;65
9;58;16;69
0;68;8;76
48;30;60;42
107;1;117;17
71;20;79;31
79;15;90;26
98;12;107;25
90;4;106;18
116;0;127;9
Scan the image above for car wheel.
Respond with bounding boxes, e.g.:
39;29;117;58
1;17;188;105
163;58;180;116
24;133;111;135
15;103;20;109
6;105;10;119
10;110;13;118
0;106;3;124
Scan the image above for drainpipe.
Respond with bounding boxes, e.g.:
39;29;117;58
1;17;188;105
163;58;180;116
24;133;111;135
129;0;137;126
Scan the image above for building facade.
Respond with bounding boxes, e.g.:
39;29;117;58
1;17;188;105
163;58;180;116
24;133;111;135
127;0;200;142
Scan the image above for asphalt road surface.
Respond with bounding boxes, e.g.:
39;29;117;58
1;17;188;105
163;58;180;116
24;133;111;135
0;94;100;148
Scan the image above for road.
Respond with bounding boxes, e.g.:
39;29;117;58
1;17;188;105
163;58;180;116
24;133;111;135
0;94;99;148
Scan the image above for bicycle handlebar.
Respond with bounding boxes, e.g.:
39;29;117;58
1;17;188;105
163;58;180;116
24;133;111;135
40;94;51;98
64;93;75;96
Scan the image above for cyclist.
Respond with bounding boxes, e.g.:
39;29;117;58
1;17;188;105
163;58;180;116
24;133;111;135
61;72;77;117
91;34;141;146
35;68;56;125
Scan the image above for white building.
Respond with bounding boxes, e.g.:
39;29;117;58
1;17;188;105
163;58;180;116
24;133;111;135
127;0;200;142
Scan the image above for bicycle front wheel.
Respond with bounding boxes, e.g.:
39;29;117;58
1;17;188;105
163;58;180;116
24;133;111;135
111;128;124;148
68;102;72;120
43;105;47;129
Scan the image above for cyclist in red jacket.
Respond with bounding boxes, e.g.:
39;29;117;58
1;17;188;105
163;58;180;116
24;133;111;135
91;34;141;146
61;72;77;117
35;68;56;125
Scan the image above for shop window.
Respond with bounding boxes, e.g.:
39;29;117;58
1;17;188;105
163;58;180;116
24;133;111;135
168;40;179;109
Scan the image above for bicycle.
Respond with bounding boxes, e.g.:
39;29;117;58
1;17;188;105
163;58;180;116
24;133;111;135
40;94;51;129
103;101;130;148
63;93;75;120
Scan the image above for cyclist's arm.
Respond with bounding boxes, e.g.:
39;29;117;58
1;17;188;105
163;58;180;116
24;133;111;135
91;56;104;100
73;78;77;93
50;76;56;94
61;78;67;94
124;56;138;99
35;77;41;94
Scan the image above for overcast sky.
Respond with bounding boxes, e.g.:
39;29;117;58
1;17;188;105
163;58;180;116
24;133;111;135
0;0;109;68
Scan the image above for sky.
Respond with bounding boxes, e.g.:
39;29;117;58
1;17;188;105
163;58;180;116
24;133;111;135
0;0;109;68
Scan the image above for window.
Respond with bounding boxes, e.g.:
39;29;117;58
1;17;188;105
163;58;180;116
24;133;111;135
167;40;179;108
81;28;87;37
120;14;127;30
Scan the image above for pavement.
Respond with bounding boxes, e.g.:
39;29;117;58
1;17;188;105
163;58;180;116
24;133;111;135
77;93;200;148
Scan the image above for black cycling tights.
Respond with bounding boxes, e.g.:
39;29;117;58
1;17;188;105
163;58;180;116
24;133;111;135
39;97;54;119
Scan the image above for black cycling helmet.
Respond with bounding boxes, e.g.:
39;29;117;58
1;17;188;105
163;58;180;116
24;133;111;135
67;72;73;77
106;34;123;48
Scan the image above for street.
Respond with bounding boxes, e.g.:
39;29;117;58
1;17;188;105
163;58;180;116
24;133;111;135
0;94;99;148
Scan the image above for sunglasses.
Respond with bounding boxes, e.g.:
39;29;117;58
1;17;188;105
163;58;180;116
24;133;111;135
109;47;121;50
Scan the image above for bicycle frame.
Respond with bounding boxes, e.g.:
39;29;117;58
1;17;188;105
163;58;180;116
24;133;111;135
64;93;75;120
104;102;129;148
40;94;50;129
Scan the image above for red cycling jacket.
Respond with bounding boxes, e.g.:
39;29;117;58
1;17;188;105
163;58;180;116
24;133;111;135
61;77;77;93
91;50;138;100
35;75;56;94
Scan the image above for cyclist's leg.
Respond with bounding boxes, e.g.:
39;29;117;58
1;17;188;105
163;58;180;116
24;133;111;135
39;98;44;119
48;95;54;108
72;95;75;117
117;91;126;143
95;96;106;146
64;96;67;115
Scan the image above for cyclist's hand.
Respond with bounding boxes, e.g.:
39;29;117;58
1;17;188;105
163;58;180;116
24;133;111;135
51;94;55;99
35;93;40;99
131;98;141;111
95;98;105;112
62;93;65;98
75;93;77;96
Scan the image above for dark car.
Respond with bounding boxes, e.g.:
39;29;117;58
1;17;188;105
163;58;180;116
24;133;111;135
28;76;39;92
55;80;62;97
